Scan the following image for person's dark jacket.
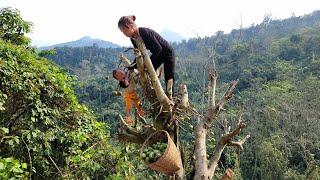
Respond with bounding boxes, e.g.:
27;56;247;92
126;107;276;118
130;27;173;64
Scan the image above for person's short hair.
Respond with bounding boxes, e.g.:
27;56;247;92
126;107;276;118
113;69;126;79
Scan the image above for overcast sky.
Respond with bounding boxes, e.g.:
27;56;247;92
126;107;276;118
1;0;320;47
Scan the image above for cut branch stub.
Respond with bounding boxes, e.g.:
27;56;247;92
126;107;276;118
179;84;189;109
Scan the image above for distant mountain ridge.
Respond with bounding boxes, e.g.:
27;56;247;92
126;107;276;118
160;29;185;43
39;36;120;50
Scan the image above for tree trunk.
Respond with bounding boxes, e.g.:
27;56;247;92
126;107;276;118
115;43;250;180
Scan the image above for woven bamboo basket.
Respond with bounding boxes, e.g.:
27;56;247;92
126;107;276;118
140;130;182;174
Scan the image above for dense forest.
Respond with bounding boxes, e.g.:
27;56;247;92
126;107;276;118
0;7;134;179
1;7;320;179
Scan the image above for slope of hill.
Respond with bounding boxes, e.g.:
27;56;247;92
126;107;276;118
160;29;185;43
40;36;120;50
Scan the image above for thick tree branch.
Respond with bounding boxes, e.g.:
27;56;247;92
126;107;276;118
134;37;172;108
134;50;160;114
221;118;230;135
207;121;248;178
116;133;146;144
227;134;251;150
194;118;208;179
116;125;156;144
116;114;156;144
207;140;226;179
223;121;246;140
134;50;148;90
218;80;238;109
207;80;238;124
208;51;217;109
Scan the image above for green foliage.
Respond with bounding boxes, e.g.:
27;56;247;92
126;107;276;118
38;49;56;57
239;73;320;179
0;37;132;178
0;157;29;179
0;127;28;179
0;7;32;46
107;144;137;179
259;140;287;180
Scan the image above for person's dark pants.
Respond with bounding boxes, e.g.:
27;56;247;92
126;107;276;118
151;51;175;97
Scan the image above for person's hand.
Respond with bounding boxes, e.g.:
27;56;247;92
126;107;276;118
119;52;126;62
127;58;137;70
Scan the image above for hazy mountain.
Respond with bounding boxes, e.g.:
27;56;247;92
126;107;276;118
39;36;120;50
160;29;185;43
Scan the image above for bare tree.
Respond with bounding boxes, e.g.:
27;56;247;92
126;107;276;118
115;36;250;179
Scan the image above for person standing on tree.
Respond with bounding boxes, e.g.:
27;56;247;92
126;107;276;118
118;15;176;100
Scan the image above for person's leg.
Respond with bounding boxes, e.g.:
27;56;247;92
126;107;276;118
156;65;163;79
125;106;132;124
164;54;175;100
166;78;174;100
151;57;163;71
132;92;145;117
124;92;133;124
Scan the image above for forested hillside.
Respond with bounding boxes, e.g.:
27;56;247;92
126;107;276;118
1;6;320;179
0;7;134;179
44;10;320;179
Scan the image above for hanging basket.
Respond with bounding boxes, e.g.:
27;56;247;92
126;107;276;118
140;130;182;174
